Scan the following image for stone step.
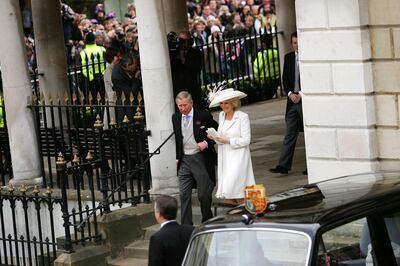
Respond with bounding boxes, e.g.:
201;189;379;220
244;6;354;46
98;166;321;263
107;257;147;266
124;240;149;259
176;210;203;225
107;196;233;264
143;224;160;240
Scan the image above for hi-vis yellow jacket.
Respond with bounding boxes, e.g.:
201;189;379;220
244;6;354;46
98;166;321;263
80;44;106;81
0;96;4;128
253;48;280;82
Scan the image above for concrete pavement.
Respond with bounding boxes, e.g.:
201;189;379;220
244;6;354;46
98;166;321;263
213;97;308;196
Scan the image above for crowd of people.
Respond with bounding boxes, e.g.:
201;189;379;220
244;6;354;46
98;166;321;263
21;2;140;74
19;1;280;112
187;0;277;43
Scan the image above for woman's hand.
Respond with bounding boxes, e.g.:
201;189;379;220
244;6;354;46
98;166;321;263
215;135;230;144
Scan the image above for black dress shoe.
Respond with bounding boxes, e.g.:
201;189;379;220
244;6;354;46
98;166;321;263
269;166;288;174
302;169;308;175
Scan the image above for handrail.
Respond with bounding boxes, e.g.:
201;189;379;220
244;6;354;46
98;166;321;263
75;131;175;231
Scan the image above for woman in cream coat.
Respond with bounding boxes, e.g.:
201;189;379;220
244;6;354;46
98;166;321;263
208;88;255;205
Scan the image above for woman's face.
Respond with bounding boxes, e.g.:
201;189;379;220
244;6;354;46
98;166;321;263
233;14;241;23
220;101;234;113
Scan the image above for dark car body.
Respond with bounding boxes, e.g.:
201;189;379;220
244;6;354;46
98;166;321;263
182;172;400;266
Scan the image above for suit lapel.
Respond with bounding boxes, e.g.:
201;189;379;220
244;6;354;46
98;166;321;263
176;113;183;135
193;108;200;137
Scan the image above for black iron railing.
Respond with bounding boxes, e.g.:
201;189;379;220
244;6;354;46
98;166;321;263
27;92;145;186
53;121;174;254
196;28;282;102
0;185;62;265
0;101;175;263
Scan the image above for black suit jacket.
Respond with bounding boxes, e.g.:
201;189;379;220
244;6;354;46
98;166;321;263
170;47;203;106
282;51;301;113
172;108;218;184
148;221;194;266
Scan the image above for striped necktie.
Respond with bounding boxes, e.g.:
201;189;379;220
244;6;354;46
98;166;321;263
183;115;190;128
294;52;300;92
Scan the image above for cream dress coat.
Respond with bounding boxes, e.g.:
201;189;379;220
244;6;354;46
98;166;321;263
216;110;255;199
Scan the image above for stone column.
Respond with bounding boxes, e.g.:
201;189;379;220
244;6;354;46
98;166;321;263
297;0;378;183
31;0;69;102
0;0;42;185
275;0;297;77
162;0;188;34
136;0;179;194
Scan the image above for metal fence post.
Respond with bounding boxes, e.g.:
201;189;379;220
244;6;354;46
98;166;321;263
134;106;150;203
94;115;110;213
56;153;73;253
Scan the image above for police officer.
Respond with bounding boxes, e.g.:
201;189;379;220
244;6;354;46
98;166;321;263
253;34;280;87
80;32;106;102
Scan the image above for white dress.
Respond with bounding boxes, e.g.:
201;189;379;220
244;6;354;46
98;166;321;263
216;110;255;199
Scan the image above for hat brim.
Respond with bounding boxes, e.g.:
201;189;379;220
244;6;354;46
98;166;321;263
209;90;247;108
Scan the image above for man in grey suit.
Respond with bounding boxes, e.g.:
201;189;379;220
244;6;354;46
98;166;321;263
172;91;218;225
270;32;306;175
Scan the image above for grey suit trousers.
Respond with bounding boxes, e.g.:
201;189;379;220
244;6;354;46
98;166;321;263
178;153;214;225
278;102;303;170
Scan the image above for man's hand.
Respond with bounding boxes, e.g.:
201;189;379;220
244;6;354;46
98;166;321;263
289;93;301;104
197;141;208;151
134;70;141;79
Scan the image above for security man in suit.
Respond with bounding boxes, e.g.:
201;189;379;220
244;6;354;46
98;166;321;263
270;32;306;175
148;195;194;266
172;91;218;225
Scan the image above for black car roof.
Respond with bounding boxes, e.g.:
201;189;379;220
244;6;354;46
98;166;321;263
198;172;400;232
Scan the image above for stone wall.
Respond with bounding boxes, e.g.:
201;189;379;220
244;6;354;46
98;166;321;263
369;1;400;171
297;0;390;182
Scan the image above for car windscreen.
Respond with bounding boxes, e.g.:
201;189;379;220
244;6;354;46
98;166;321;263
183;228;311;266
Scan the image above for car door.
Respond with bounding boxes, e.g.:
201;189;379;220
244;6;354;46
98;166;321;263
313;209;400;265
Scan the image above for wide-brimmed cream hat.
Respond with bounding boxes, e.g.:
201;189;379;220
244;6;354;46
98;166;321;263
209;88;247;108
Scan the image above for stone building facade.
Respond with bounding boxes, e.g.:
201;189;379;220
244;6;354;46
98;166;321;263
295;0;400;182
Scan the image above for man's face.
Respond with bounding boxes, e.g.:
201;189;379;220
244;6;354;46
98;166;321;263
245;16;254;27
209;0;217;10
203;6;211;16
176;98;193;116
154;203;161;223
291;37;298;52
124;59;139;73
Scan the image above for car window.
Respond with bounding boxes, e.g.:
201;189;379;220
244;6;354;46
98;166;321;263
317;218;372;266
380;211;400;265
183;229;310;266
354;211;400;265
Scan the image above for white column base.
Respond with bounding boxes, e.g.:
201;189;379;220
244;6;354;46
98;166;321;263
149;175;179;196
9;177;43;187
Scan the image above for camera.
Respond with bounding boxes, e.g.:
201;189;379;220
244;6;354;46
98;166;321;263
167;32;180;52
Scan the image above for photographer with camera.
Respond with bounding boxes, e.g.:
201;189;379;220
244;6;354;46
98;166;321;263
111;53;142;124
169;31;203;108
61;1;75;51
